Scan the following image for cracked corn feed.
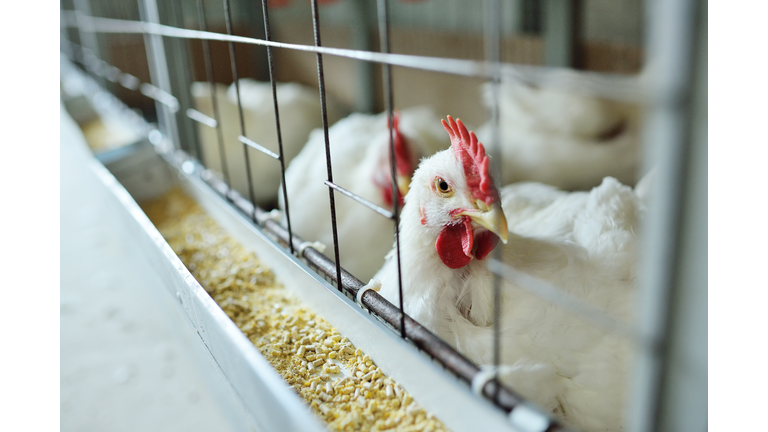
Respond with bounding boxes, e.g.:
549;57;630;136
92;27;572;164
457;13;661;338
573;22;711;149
140;187;449;432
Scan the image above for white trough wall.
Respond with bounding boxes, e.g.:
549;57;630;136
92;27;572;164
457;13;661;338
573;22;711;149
90;154;328;432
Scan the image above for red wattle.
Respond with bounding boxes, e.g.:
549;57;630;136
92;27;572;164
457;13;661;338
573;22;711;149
435;218;474;269
474;230;500;260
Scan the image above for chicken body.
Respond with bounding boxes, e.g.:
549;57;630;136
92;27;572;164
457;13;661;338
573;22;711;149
475;81;641;190
280;107;450;282
376;117;644;431
192;79;343;206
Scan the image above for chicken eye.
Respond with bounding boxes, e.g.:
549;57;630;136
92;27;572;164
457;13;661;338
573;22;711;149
434;177;454;197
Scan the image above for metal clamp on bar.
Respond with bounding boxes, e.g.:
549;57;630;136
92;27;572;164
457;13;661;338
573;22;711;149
471;367;498;397
356;279;381;309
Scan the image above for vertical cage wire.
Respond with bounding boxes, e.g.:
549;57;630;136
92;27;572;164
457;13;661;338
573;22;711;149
260;0;295;254
194;0;231;193
73;0;105;88
310;0;344;292
483;0;504;404
376;0;405;340
173;0;212;165
138;0;180;151
169;0;203;161
543;0;579;68
628;0;705;430
222;0;259;219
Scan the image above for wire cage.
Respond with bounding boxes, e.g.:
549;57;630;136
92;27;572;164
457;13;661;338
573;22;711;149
59;0;707;431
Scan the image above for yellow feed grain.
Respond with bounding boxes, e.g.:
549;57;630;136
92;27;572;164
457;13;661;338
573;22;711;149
141;188;448;432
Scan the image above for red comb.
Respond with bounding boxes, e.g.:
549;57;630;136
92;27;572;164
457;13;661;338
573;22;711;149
388;110;411;176
441;115;497;205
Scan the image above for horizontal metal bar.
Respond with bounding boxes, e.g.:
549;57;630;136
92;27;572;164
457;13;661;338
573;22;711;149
186;108;217;128
487;258;642;343
238;135;280;160
119;73;140;90
324;180;394;220
140;83;180;112
60;11;642;103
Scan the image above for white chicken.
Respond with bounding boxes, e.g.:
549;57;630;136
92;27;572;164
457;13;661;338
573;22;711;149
475;81;642;190
280;107;450;282
375;116;644;431
191;79;343;206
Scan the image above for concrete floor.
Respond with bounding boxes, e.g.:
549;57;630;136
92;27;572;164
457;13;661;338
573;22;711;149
60;103;254;432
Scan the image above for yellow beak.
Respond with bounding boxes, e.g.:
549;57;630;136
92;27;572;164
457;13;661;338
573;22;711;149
457;201;509;244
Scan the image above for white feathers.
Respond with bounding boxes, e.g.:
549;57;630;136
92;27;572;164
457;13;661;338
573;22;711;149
375;144;646;431
475;81;642;190
191;79;343;205
280;106;450;282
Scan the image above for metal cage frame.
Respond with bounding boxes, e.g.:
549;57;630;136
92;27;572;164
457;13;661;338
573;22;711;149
59;0;707;430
